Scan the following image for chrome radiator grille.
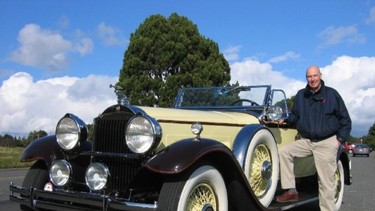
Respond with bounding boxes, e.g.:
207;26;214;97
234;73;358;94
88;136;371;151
92;112;142;191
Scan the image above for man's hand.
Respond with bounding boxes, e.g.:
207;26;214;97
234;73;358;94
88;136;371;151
276;119;285;124
259;117;285;125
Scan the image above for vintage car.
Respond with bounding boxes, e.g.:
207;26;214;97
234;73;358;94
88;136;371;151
10;85;352;211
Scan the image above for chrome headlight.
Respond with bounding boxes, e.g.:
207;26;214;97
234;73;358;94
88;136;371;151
85;163;109;191
50;160;72;187
126;115;162;154
56;113;88;150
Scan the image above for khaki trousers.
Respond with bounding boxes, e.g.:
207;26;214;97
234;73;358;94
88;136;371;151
279;135;339;211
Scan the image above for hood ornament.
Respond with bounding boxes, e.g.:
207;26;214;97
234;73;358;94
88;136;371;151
109;84;129;106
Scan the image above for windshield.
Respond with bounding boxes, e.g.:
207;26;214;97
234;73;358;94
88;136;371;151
173;86;270;108
355;144;368;148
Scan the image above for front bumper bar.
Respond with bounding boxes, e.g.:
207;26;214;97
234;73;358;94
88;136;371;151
9;183;157;211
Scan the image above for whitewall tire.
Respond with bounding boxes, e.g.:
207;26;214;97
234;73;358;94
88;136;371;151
158;165;228;211
243;129;279;207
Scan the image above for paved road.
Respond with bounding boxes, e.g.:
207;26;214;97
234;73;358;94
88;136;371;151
339;152;375;210
1;153;374;210
0;168;26;208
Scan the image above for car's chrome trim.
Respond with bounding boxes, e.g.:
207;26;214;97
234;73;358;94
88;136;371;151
10;183;157;211
157;119;247;127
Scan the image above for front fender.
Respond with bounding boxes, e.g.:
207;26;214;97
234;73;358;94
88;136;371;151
232;124;267;168
145;138;233;174
21;135;63;168
144;137;278;211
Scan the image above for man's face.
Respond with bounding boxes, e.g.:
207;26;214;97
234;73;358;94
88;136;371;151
306;68;321;92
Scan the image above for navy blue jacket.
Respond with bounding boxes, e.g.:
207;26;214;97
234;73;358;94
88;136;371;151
286;80;352;142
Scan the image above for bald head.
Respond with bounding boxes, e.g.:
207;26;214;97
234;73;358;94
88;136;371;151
305;65;322;92
306;65;321;75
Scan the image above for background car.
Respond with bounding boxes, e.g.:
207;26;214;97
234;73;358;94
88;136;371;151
352;144;371;157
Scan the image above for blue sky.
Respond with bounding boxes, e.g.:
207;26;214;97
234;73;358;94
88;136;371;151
1;0;375;137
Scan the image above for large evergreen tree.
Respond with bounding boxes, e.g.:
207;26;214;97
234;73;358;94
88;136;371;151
118;13;230;107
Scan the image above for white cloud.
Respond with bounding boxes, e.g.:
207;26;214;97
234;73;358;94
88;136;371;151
321;56;375;136
365;7;375;24
267;51;300;64
318;25;366;48
97;22;127;46
1;56;374;137
230;59;305;97
10;24;93;71
74;37;94;56
0;72;118;135
223;45;241;61
230;56;375;137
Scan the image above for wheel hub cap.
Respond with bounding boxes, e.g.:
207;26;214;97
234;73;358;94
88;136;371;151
202;204;214;211
261;160;272;181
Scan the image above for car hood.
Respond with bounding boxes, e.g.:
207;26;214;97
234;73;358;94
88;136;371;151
138;106;260;148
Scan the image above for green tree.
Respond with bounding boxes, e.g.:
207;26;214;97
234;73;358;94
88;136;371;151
0;134;14;147
118;13;230;107
363;122;375;149
24;130;48;146
87;123;94;141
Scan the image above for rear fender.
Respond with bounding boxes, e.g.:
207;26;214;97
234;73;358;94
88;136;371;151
21;135;63;168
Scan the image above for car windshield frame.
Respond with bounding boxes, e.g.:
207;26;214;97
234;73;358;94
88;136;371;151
173;85;272;109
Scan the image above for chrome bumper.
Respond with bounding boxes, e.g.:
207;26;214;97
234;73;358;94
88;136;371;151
9;183;157;211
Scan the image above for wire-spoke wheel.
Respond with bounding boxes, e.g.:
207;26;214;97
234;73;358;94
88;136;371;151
249;143;272;197
187;183;216;210
158;164;227;211
244;129;279;207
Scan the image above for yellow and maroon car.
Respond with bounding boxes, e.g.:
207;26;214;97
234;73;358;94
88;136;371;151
10;85;351;211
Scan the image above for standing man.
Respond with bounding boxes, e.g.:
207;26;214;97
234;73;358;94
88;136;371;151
275;65;352;211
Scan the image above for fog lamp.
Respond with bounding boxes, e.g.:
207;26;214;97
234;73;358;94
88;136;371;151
50;160;72;187
85;163;109;191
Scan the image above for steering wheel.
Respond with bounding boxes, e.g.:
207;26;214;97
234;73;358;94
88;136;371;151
231;99;259;106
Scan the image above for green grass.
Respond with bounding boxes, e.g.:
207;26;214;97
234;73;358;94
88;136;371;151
0;147;34;168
